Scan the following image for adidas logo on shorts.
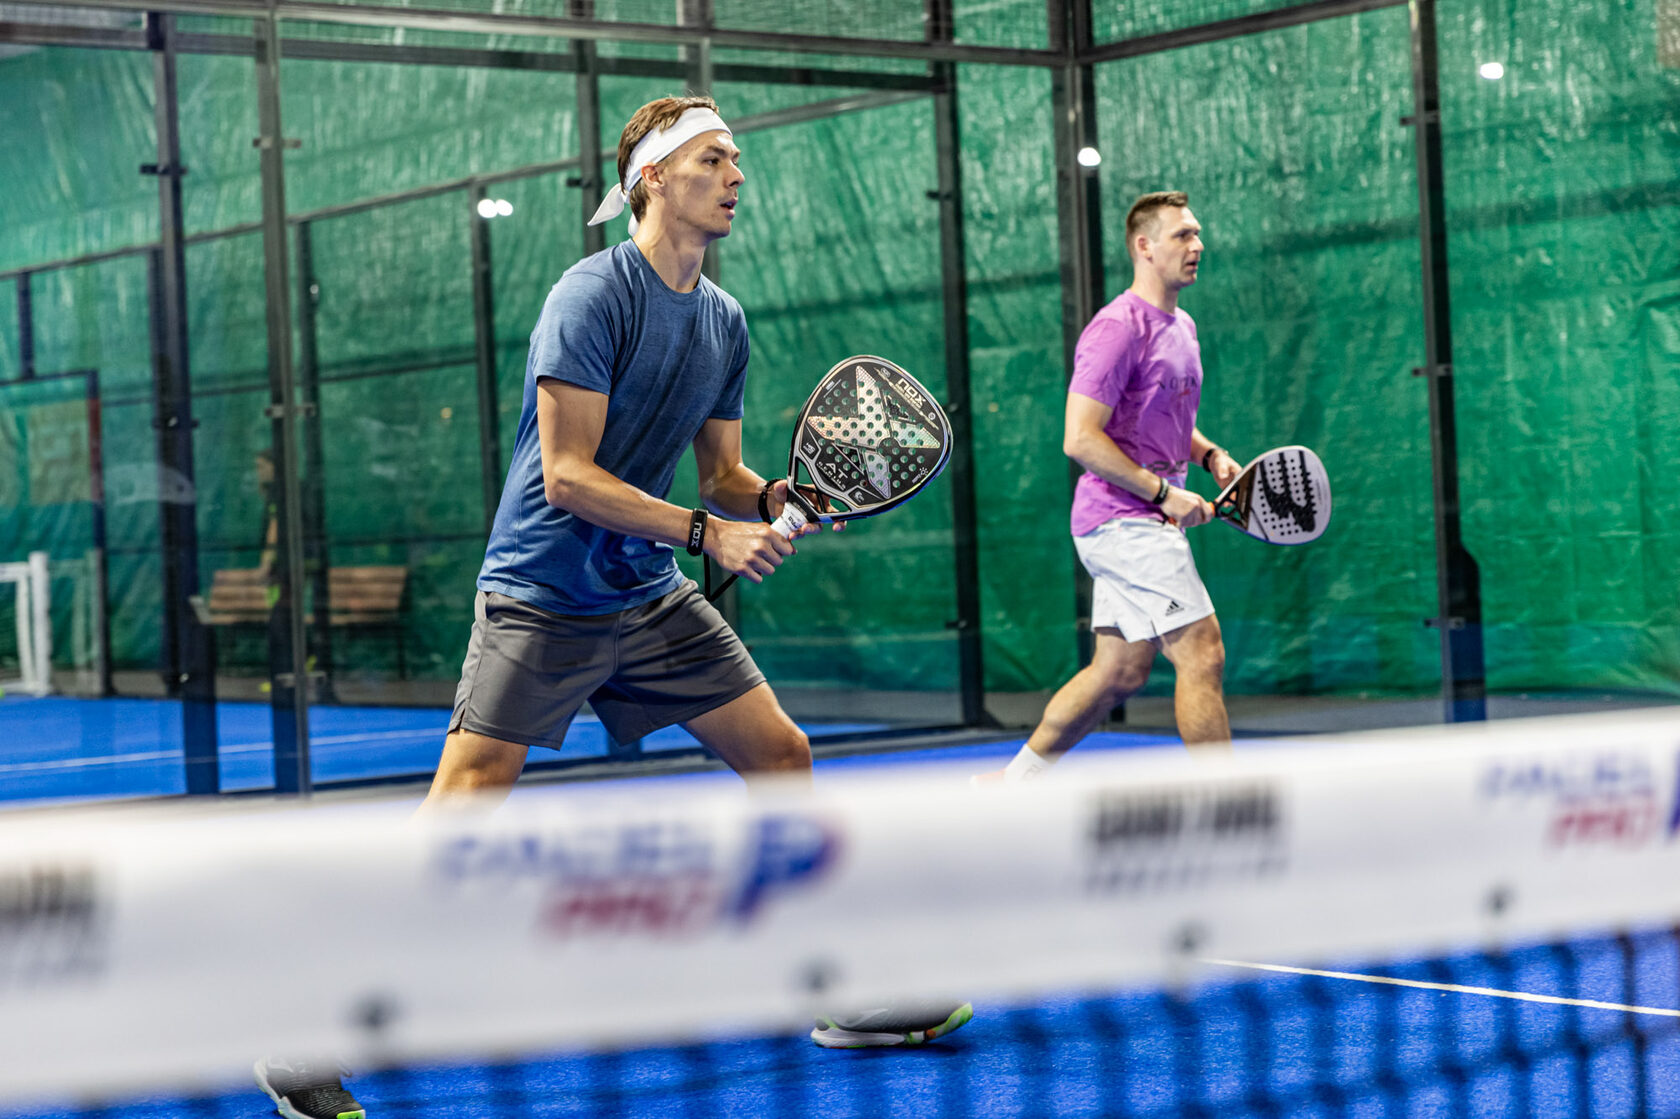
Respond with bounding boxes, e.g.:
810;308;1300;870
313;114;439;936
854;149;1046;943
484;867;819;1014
1164;600;1184;616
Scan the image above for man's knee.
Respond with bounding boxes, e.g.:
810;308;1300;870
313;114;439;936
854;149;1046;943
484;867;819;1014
434;731;526;793
1094;659;1151;702
1178;630;1226;683
763;723;811;773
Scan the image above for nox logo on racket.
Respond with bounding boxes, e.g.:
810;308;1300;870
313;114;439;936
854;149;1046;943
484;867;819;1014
706;356;953;603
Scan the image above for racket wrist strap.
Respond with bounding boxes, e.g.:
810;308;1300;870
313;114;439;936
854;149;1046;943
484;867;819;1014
757;479;776;524
686;508;708;555
1148;475;1170;505
1202;446;1224;471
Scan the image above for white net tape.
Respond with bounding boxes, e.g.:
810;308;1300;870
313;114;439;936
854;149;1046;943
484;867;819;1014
2;707;1679;1104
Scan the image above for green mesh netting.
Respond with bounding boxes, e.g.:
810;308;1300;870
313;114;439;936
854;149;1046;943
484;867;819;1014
0;0;1676;701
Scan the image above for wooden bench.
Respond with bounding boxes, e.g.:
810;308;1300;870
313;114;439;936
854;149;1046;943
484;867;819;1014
206;565;409;676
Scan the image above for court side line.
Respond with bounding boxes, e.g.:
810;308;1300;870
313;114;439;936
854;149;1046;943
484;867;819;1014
0;750;177;774
1203;958;1680;1018
0;716;609;775
0;728;448;774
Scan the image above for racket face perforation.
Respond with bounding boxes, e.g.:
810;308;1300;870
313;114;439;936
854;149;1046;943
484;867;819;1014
1213;445;1331;546
788;355;953;521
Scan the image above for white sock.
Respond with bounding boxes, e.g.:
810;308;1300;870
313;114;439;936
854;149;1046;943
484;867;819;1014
1002;745;1054;782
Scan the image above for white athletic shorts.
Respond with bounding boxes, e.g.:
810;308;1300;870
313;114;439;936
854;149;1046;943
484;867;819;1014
1073;517;1216;642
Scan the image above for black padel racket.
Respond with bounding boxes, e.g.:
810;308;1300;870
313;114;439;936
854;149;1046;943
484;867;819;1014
1212;445;1332;545
708;355;952;599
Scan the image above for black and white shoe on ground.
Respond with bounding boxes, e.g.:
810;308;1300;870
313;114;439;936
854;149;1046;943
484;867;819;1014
810;1001;974;1048
254;1057;366;1119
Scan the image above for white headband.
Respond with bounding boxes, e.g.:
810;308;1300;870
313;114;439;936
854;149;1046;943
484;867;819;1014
588;107;733;228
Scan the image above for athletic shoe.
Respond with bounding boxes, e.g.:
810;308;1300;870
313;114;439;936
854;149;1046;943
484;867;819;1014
254;1058;366;1119
811;1001;974;1048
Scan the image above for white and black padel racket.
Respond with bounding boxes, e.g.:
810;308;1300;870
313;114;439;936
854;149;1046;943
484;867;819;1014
708;355;953;599
1212;445;1332;545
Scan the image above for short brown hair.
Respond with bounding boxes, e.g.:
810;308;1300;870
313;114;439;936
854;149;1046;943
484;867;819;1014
1124;191;1189;256
616;95;721;222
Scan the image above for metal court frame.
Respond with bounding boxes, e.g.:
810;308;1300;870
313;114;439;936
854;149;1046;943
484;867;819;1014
0;0;1484;796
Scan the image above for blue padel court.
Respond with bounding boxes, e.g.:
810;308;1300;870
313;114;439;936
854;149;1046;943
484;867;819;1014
0;694;924;805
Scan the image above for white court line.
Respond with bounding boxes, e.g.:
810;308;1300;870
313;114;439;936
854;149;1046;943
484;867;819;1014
1203;958;1680;1019
0;726;450;775
0;715;620;777
0;750;179;774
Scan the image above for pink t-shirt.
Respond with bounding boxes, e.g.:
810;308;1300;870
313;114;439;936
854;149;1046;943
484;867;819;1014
1067;291;1203;536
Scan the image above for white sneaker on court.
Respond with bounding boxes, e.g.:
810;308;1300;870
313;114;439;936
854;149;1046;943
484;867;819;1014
810;1001;974;1048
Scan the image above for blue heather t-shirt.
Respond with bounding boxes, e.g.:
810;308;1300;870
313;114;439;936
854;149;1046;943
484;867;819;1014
477;241;749;615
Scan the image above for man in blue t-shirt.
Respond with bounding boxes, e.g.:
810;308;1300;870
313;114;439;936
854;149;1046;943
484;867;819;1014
435;97;822;796
256;96;969;1119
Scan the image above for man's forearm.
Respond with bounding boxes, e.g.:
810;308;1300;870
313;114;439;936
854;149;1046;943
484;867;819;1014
1068;431;1162;500
547;460;702;548
699;463;769;522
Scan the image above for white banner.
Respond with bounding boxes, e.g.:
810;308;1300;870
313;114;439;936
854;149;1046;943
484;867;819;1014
3;708;1680;1102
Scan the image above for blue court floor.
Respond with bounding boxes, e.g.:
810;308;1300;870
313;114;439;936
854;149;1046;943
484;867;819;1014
0;694;904;806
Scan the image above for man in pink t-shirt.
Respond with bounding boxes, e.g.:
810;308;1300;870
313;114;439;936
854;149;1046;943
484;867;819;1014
989;191;1243;781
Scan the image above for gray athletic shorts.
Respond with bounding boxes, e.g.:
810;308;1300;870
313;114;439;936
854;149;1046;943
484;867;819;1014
448;581;766;748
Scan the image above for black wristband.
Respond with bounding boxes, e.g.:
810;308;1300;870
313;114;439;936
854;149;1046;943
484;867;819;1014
1201;446;1223;471
757;480;775;524
1148;475;1170;505
686;508;708;555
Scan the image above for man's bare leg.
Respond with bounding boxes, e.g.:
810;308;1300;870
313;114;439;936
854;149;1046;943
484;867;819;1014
419;682;807;815
1018;628;1156;767
1159;613;1229;750
417;729;528;814
684;682;812;787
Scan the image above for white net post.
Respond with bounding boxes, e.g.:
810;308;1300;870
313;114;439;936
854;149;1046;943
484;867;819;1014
0;552;53;697
8;564;29;693
29;551;51;695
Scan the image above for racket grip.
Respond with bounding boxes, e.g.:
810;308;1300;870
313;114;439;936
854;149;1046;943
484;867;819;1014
770;504;807;539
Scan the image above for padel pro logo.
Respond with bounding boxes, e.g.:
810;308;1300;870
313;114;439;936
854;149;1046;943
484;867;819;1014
432;814;841;939
1083;782;1287;895
1478;752;1666;848
0;863;108;990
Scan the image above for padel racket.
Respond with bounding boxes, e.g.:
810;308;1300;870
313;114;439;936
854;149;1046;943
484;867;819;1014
708;355;952;599
1212;445;1332;545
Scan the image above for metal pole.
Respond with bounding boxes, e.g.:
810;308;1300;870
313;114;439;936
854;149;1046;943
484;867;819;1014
567;0;636;759
16;273;33;380
928;0;990;727
254;12;316;790
683;0;720;289
1;16;941;93
1408;0;1485;723
682;0;740;631
44;0;1064;67
1048;0;1108;697
84;370;114;697
293;221;336;703
572;0;606;259
146;10;219;793
467;185;503;536
681;0;714;96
